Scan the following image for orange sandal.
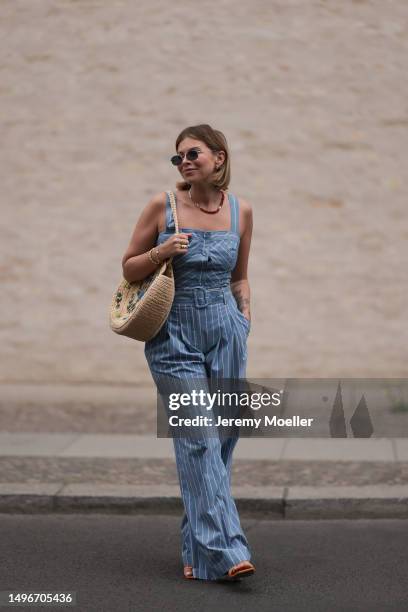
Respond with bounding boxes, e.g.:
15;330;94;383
184;565;196;580
217;560;256;582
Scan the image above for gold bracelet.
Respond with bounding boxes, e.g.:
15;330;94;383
148;247;161;265
153;246;162;264
148;248;159;265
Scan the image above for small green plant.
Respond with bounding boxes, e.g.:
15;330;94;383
384;381;408;414
390;400;408;414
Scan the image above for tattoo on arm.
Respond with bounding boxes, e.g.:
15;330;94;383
232;289;250;314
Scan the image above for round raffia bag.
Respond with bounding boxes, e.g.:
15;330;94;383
109;190;179;342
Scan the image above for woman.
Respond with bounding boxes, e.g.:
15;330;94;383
121;124;255;582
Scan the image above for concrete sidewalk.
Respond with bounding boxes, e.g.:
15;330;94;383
1;384;407;519
0;432;407;461
0;432;408;519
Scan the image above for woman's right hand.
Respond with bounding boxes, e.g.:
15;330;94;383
122;193;194;282
158;233;193;260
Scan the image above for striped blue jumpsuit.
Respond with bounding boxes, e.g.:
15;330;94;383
144;190;252;580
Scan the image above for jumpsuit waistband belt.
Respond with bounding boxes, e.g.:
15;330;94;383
173;286;232;308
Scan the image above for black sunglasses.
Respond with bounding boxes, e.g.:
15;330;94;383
170;148;201;166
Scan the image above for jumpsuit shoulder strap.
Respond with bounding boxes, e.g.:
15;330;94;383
165;191;176;232
228;192;239;236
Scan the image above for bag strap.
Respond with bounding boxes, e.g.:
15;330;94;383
166;190;179;234
160;191;179;266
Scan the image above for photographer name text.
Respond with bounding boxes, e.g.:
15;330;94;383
168;415;314;429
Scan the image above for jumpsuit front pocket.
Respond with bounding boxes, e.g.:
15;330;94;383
175;306;206;354
235;306;251;336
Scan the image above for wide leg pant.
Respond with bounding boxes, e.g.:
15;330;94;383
144;287;252;580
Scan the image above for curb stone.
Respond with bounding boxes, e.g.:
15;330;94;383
0;483;407;519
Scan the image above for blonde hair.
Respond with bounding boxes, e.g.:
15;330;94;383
174;124;231;191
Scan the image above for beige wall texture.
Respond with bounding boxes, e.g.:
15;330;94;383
1;0;407;385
